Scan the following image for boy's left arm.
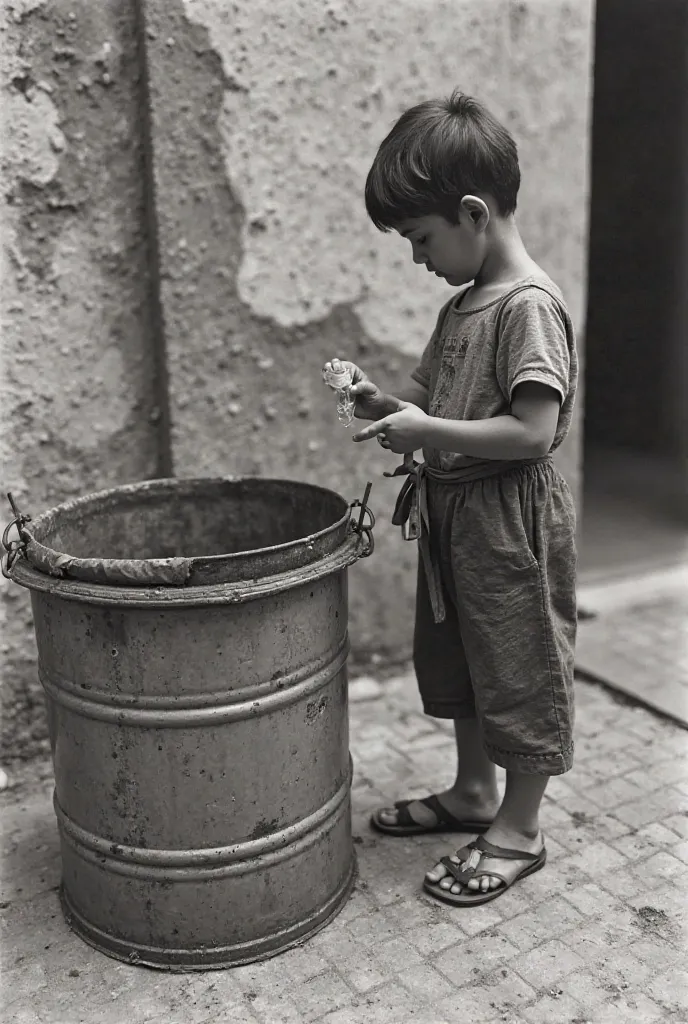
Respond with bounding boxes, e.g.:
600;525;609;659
352;381;560;459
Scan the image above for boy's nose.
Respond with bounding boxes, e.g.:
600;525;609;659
412;249;426;265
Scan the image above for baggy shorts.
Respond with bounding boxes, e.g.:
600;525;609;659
413;458;577;775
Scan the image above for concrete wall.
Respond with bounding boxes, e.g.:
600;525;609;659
0;0;164;761
1;0;593;762
143;0;593;651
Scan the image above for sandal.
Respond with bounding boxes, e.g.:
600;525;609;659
423;835;547;906
370;794;493;837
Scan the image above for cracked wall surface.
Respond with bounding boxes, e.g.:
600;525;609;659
143;0;592;667
1;0;593;762
1;0;162;761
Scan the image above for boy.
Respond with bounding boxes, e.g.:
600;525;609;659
324;91;578;906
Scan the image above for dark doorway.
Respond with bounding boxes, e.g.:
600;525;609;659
581;0;688;582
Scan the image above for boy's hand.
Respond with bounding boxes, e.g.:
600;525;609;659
322;359;393;421
352;403;429;453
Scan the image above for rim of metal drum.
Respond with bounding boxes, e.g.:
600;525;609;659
10;529;363;606
10;477;365;605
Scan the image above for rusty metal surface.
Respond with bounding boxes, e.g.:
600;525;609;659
11;478;363;587
7;478;372;968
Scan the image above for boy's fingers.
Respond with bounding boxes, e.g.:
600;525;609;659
352;419;388;442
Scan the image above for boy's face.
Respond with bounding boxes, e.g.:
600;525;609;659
395;211;485;287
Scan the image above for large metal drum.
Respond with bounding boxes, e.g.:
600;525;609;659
4;478;374;969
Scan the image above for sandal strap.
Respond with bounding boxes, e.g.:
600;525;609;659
439;855;474;884
391;800;417;828
393;794;463;829
472;835;542;862
440;837;541;886
438;857;510;888
419;794;463;827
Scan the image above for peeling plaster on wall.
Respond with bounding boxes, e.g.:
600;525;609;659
141;0;591;696
181;0;506;354
140;0;431;682
1;1;160;762
3;89;65;186
181;0;591;356
5;0;46;19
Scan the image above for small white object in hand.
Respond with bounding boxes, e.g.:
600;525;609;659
322;358;355;427
0;768;9;790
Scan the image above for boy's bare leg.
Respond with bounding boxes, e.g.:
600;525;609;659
377;717;500;827
426;772;548;892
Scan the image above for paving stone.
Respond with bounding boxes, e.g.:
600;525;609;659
344;909;400;949
570;910;646;968
596;946;654;988
545;814;629;855
451;901;505;937
591;995;666;1023
608;830;667;863
509;937;587;990
435;967;537;1021
323;985;424;1024
497;897;584;952
264;944;332;985
582;776;649;812
308;921;367;962
562;968;621;1010
404;919;465;956
223;989;303;1024
379;896;440;932
518;992;586;1024
395;962;456;1001
2;960;49;1011
337;948;391;994
618;783;687;826
289;970;357;1023
619;768;666;794
434;932;520;987
645;965;688;1016
348;675;384;702
596;864;665;901
668;838;688;865
562;882;626;919
486;885;535;921
629;850;688;886
633;936;684;976
370;935;425;975
560;839;629;877
626;884;688;947
663;813;688;839
540;800;576;828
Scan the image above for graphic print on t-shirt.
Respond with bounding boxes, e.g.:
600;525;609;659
430;331;470;416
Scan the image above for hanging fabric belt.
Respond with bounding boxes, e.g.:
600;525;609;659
386;453;552;623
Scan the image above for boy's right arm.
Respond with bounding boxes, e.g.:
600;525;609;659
392;382;429;414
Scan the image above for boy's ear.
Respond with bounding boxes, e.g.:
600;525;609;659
459;195;490;231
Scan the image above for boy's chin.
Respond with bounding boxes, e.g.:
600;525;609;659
442;274;466;287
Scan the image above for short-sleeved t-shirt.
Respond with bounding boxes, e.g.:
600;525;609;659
410;275;578;472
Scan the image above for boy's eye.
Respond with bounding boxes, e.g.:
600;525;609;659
416;236;427;246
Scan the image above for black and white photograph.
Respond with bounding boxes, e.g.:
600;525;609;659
1;1;687;1022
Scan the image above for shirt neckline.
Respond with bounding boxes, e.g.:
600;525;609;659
449;275;553;315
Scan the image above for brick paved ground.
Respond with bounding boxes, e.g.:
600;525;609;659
576;580;688;727
2;669;688;1024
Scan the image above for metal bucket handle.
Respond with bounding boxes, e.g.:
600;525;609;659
2;493;31;580
3;484;377;582
348;481;375;558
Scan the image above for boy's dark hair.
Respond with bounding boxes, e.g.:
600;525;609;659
365;90;520;230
